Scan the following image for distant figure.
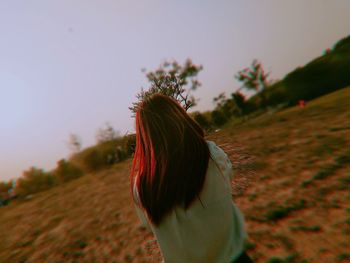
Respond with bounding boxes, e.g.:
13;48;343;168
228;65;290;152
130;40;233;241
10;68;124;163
130;94;252;263
299;100;306;108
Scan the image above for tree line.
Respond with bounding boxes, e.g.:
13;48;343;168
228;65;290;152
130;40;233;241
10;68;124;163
1;34;349;205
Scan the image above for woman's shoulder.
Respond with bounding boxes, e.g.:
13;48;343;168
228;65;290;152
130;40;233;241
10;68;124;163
206;140;234;180
206;140;227;158
206;140;217;151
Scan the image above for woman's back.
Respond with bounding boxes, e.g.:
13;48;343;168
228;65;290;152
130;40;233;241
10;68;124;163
134;140;247;263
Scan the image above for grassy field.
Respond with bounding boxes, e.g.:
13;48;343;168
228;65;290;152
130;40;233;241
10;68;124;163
1;87;350;263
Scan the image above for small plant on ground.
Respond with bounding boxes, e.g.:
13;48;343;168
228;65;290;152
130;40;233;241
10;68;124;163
244;240;256;250
266;253;301;263
289;225;321;232
301;179;313;188
313;152;350;181
313;163;340;180
285;253;299;262
265;199;306;221
124;253;133;262
339;175;350;184
336;253;350;262
266;257;285;263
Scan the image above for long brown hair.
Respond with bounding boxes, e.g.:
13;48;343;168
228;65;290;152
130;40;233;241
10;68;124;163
130;93;210;226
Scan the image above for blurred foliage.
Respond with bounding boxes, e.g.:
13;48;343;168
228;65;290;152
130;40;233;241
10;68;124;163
95;122;120;144
235;59;269;92
3;35;350;201
210;91;252;127
70;136;132;173
231;91;248;115
67;133;82;154
284;35;350;104
54;159;84;183
211;109;228;127
9;131;136;197
210;35;350;128
191;111;212;132
129;59;203;113
0;181;12;195
245;81;288;110
123;133;136;156
15;167;58;197
0;181;12;205
236;59;270;108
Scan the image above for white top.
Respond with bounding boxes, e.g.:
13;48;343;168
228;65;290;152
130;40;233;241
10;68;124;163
133;140;247;263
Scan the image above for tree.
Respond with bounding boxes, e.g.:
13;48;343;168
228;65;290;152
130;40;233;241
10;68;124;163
0;181;11;194
213;92;227;108
15;167;57;196
284;35;350;104
211;93;229;126
129;59;203;114
192;111;211;131
124;134;136;156
0;181;12;203
211;110;227;127
231;91;247;115
235;60;269;108
212;92;240;119
96;123;120;144
54;159;84;183
67;133;82;153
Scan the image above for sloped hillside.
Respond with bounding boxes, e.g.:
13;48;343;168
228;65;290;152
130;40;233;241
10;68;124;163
208;86;350;262
1;87;350;263
284;35;350;104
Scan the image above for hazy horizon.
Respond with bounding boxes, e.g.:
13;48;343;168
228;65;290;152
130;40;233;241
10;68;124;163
1;0;350;182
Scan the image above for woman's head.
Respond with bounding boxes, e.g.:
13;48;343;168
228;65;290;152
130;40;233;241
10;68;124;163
131;93;210;226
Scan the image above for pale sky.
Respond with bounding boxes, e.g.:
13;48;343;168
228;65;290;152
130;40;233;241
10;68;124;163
1;0;350;182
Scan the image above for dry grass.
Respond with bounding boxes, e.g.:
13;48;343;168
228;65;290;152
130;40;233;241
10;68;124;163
1;87;350;262
206;87;350;262
0;161;154;262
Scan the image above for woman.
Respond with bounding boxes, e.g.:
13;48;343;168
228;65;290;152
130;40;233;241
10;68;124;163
130;93;253;263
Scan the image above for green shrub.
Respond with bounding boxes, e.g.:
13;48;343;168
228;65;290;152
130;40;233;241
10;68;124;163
83;149;105;171
244;240;256;250
124;134;136;156
0;181;12;194
231;92;247;115
15;167;58;197
336;253;350;262
265;206;290;221
264;82;289;107
284;35;350;105
193;111;212;131
211;110;228;127
71;137;131;172
54;159;84;183
0;181;12;202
